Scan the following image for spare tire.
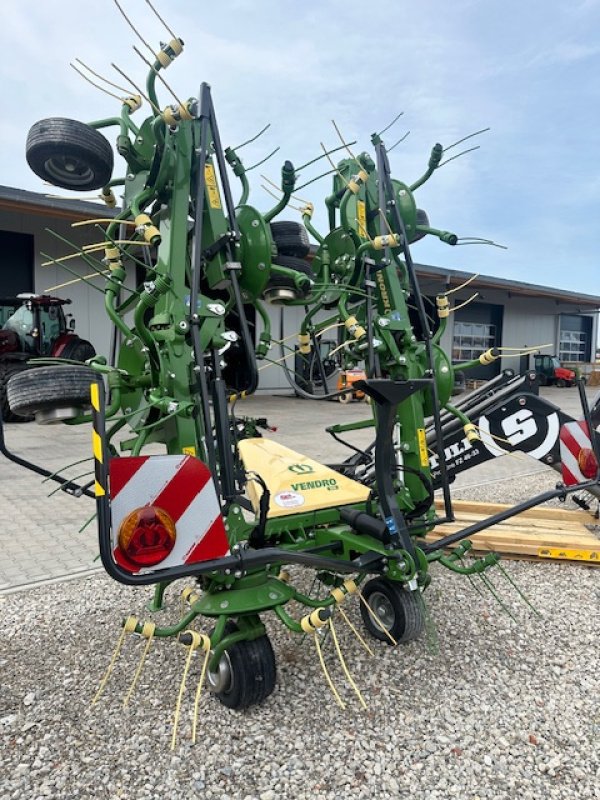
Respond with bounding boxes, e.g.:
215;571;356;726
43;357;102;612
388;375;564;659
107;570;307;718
270;221;310;258
26;118;113;191
0;362;33;422
7;365;98;424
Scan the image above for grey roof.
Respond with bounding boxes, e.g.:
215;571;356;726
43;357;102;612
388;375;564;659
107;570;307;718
414;261;600;308
0;184;116;220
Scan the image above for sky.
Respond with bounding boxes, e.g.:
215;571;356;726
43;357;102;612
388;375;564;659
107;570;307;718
0;0;599;294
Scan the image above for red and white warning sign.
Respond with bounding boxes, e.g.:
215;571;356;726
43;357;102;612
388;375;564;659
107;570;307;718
559;421;598;485
109;455;229;574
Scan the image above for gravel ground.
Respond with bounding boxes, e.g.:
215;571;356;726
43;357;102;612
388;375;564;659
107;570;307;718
2;480;599;800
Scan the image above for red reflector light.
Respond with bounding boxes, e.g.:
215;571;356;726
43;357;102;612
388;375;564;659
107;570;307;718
118;506;176;567
578;448;598;479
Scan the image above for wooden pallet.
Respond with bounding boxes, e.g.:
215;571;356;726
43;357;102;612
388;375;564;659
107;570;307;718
427;500;600;565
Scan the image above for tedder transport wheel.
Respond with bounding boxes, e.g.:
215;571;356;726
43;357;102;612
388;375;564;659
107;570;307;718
263;255;313;303
270;220;311;259
7;365;97;424
0;362;33;422
59;337;96;362
26;118;113;191
207;623;276;710
360;578;425;644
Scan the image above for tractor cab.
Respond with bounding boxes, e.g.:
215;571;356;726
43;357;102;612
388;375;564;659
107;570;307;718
0;294;71;357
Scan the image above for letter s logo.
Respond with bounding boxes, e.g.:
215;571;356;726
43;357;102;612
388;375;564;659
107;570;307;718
501;409;538;446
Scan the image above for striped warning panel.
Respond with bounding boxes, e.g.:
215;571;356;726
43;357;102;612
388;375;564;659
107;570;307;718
559;420;592;485
109;455;229;574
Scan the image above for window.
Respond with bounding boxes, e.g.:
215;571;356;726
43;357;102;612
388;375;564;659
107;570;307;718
559;329;587;362
452;322;496;361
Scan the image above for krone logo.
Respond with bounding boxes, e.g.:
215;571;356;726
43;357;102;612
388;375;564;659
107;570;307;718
288;463;315;475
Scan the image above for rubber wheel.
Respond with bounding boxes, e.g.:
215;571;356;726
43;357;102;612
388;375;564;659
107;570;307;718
266;255;313;299
556;378;566;388
59;337;96;362
411;208;430;243
7;365;97;420
270;221;310;258
360;578;424;644
26;118;113;191
209;623;277;710
338;392;352;404
0;362;33;422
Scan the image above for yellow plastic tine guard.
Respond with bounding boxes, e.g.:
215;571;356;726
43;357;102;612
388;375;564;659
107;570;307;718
329;618;367;710
171;631;208;750
92;615;138;706
357;590;398;646
192;635;212;745
123;621;156;707
314;629;345;710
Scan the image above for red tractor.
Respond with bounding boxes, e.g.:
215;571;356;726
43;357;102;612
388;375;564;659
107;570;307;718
533;353;576;388
0;294;95;421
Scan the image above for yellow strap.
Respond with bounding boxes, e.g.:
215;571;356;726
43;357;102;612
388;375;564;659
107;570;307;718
479;348;498;365
169;38;184;56
357;590;398;645
329;618;367;710
104;246;120;261
92;615;138;705
330;587;346;604
298;333;311;354
135;213;152;227
123;94;142;112
156;50;173;67
343;579;357;595
278;570;291;583
123;621;155;707
463;422;479;442
372;234;400;251
301;202;314;219
436;295;450;319
314;630;345;710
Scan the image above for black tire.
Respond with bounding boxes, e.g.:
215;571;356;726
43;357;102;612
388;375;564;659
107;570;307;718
209;623;277;710
556;378;566;388
270;221;310;258
411;208;430;243
0;362;33;422
266;255;313;299
59;337;96;362
360;578;424;644
26;118;113;191
7;365;97;420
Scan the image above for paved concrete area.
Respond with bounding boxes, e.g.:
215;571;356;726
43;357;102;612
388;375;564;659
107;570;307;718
0;384;596;593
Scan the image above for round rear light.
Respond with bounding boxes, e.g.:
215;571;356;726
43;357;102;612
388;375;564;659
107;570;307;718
578;448;598;480
118;505;176;567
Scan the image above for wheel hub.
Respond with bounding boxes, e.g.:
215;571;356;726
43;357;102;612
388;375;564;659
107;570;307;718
206;650;233;694
369;591;395;630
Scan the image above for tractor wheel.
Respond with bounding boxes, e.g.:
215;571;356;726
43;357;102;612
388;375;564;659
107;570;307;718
0;362;33;422
207;623;276;710
263;255;313;303
26;118;113;191
556;378;566;388
7;365;97;424
59;337;96;363
270;221;311;259
360;578;424;644
338;392;352;404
